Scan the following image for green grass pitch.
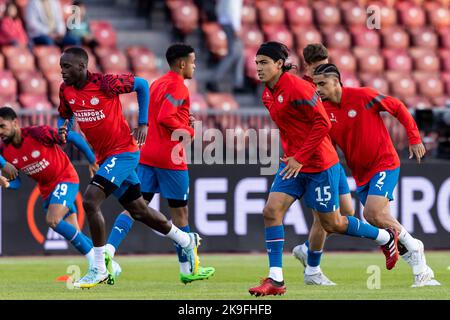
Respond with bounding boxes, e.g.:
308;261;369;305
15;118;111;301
0;252;449;300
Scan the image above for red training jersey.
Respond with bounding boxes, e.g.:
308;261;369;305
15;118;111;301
262;72;339;173
0;126;79;199
323;87;422;186
139;71;193;170
58;72;138;164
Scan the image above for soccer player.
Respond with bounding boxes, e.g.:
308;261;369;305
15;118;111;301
248;42;399;297
312;63;440;287
103;43;215;284
58;47;201;289
292;43;355;285
0;106;98;269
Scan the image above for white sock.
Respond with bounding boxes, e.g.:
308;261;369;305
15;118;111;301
93;246;106;273
268;267;283;282
301;243;308;256
305;265;321;275
399;227;419;252
105;244;116;258
85;249;94;268
180;262;191;274
374;229;391;245
166;224;190;248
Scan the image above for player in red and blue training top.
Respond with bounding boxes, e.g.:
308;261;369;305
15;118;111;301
100;44;215;284
292;43;355;286
312;63;440;287
58;47;201;289
248;42;399;297
0;106;99;269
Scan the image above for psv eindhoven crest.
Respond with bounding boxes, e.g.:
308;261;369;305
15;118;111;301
90;96;100;105
278;95;283;103
348;109;357;118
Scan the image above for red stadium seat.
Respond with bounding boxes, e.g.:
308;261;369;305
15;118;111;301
340;72;360;88
190;93;209;112
383;49;412;72
283;1;313;27
426;5;450;28
341;2;367;27
33;46;61;73
410;28;438;49
438;27;450;49
0;70;17;103
443;72;450;94
379;4;398;28
19;94;52;111
167;1;199;35
398;4;426;28
381;27;410;50
205;93;239;111
244;48;258;83
350;27;380;49
328;50;356;73
403;96;432;109
440;49;450;72
202;23;228;59
90;21;117;48
126;46;157;73
323;27;351;50
95;47;129;73
119;92;139;113
262;25;294;49
257;1;285;26
293;27;322;52
357;51;384;74
360;74;390;94
389;74;416;98
431;96;450;107
242;3;257;25
184;78;197;95
16;71;48;96
313;1;341;27
2;46;35;75
46;72;63;107
409;48;440;72
240;25;264;49
415;75;444;99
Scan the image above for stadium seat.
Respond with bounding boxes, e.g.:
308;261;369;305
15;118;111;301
340;72;360;88
190;93;209;112
202;23;228;59
184;78;197;95
242;3;257;25
440;49;450;72
416;76;445;99
350;27;380;49
403;96;433;109
379;4;398;29
398;4;426;28
244;48;258;83
2;46;35;75
119;92;138;113
410;28;438;49
262;25;294;50
431;96;450;107
283;1;313;27
341;2;367;27
313;1;341;27
167;0;199;35
257;1;285;26
33;46;61;73
205;93;239;111
19;94;52;111
0;70;17;103
134;71;162;86
0;53;4;70
381;27;410;50
95;47;129;73
293;27;322;52
443;72;450;94
323;27;351;50
383;49;412;72
409;48;440;72
45;72;62;106
426;4;450;28
126;46;157;73
240;25;264;49
360;74;390;94
389;74;416;98
438;27;450;49
16;71;48;96
90;21;117;48
328;50;356;73
357;51;384;74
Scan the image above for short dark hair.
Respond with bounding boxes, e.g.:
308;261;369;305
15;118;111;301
0;106;17;120
303;44;328;65
165;43;195;66
63;46;89;65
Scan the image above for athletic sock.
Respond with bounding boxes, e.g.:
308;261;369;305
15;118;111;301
265;225;284;282
106;212;134;258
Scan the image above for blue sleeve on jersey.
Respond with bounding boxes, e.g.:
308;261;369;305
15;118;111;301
8;176;21;189
0;155;6;168
57;116;74;132
133;77;150;126
67;131;96;164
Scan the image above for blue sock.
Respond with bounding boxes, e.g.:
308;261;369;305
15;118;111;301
265;225;284;268
174;225;190;263
307;249;322;267
107;212;134;251
54;220;92;255
304;240;310;248
345;216;379;240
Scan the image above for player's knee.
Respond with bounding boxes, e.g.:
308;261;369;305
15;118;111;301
46;214;61;229
321;217;346;234
262;205;280;223
82;197;100;216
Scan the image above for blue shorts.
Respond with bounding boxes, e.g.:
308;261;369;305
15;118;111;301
338;163;350;195
137;164;189;201
95;151;141;199
270;162;340;213
43;182;79;219
356;168;400;206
